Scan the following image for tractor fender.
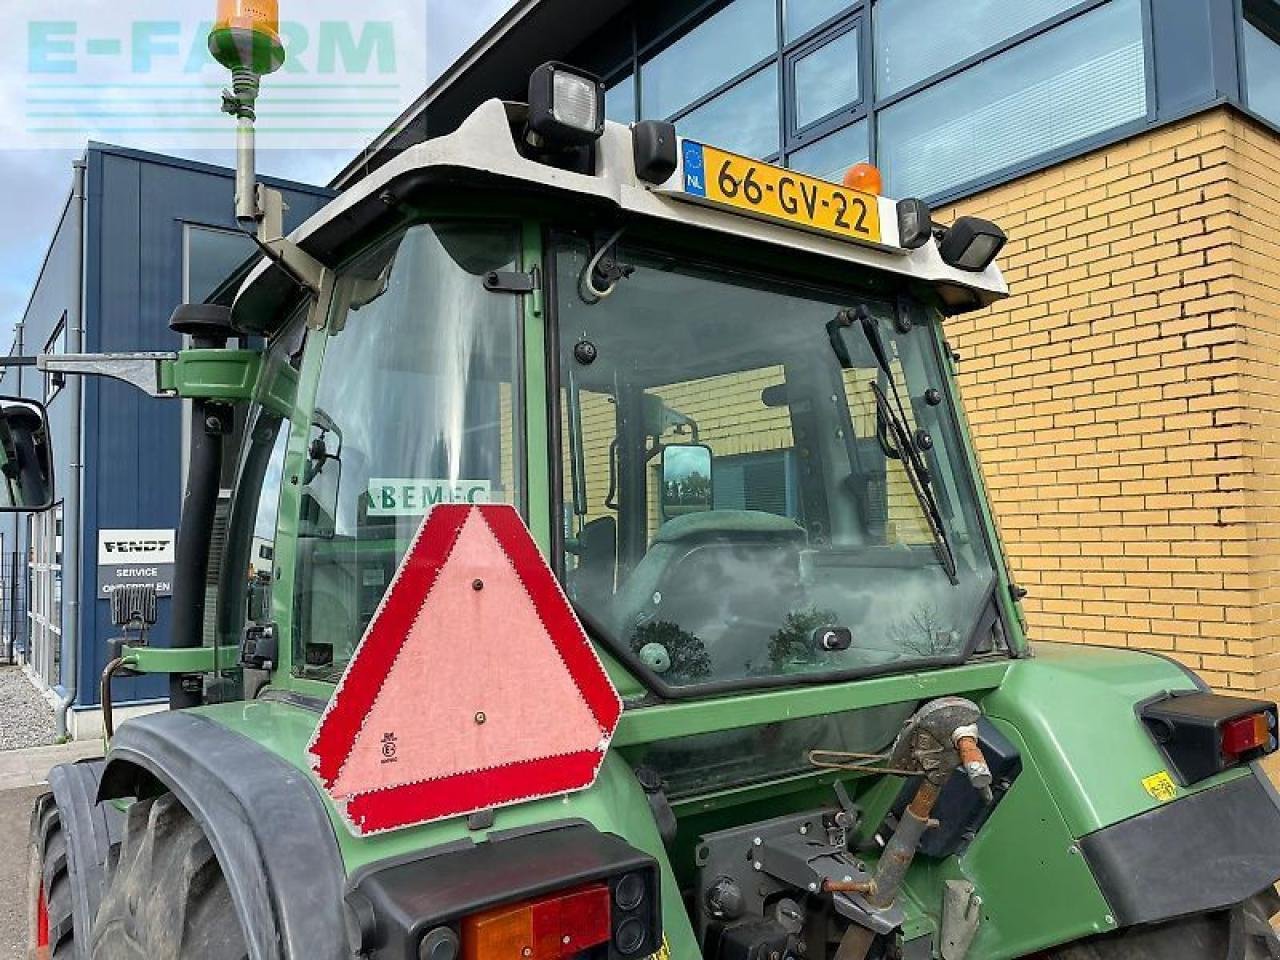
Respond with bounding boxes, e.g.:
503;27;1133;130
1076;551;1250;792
97;710;349;960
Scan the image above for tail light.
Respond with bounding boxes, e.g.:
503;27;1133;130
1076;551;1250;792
346;825;659;960
462;885;611;959
1140;692;1279;785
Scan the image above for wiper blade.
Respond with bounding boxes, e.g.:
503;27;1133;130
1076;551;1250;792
830;305;958;585
871;380;958;584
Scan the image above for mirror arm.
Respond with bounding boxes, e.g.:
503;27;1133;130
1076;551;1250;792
37;353;179;398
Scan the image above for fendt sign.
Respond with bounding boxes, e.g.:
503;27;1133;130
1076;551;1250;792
9;0;427;151
97;529;176;598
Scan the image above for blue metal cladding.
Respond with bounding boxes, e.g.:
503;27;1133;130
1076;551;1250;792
70;145;331;707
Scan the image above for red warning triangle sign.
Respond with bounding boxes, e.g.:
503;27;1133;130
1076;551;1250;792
307;504;623;836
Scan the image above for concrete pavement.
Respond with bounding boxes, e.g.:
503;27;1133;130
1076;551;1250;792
0;740;103;793
0;741;107;960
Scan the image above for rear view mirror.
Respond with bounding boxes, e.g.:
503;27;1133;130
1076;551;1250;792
0;398;53;512
661;444;713;520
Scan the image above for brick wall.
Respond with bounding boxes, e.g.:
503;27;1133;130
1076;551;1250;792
938;107;1279;703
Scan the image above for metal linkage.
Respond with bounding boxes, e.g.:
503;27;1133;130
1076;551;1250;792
813;697;994;960
37;353;178;398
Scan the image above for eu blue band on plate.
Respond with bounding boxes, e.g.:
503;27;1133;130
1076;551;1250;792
682;141;707;197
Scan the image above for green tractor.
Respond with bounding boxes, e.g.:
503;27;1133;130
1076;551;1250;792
19;12;1280;960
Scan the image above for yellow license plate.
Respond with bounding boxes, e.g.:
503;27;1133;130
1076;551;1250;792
679;141;882;246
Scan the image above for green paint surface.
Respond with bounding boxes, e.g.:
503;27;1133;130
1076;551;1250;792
162;349;262;402
982;641;1244;837
200;698;701;959
614;659;1009;746
124;644;241;675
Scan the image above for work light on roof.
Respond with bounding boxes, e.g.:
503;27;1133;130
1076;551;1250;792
938;216;1007;273
528;62;607;148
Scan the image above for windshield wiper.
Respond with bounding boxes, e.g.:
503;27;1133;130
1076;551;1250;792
831;307;959;585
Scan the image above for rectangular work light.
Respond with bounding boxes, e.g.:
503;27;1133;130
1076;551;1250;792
938;216;1007;272
527;62;606;147
1141;692;1279;786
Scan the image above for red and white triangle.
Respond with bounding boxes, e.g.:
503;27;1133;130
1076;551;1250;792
307;504;623;836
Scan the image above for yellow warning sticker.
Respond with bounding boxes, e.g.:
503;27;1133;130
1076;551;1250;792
647;936;671;960
1142;771;1179;803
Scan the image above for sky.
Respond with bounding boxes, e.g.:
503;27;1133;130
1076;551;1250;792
0;0;516;345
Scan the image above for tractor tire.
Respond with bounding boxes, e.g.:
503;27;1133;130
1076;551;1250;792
30;802;75;960
1040;892;1280;959
89;793;248;960
30;762;126;960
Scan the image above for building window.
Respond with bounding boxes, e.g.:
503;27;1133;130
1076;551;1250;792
641;0;778;123
677;65;781;157
791;24;860;131
605;0;1150;202
1243;0;1280;127
877;0;1148;198
183;224;258;305
606;72;637;124
44;314;66;403
27;503;63;690
713;451;799;519
873;0;1082;99
784;0;852;42
787;118;869;181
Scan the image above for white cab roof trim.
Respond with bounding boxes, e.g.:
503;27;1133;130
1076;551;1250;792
238;99;1007;307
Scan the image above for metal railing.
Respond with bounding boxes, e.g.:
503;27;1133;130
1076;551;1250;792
2;551;29;666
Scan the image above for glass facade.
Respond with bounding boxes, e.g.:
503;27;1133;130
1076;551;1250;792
878;0;1147;197
641;0;777;123
184;224;258;304
873;0;1081;97
1244;1;1280;128
678;65;781;156
603;0;1156;202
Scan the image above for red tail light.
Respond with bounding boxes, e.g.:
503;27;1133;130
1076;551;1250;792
462;884;612;960
1141;693;1279;785
1222;712;1273;758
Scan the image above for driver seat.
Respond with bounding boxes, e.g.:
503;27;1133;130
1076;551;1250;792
610;510;807;641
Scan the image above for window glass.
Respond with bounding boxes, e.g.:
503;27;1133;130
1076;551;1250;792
785;0;851;41
874;0;1081;98
216;304;309;657
555;237;997;690
794;28;860;129
641;0;777;121
677;66;780;157
1244;16;1280;127
878;0;1147;199
291;223;523;679
787;119;868;181
185;225;258;304
607;73;637;125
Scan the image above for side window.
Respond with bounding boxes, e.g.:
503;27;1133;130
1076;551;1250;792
291;222;523;680
215;307;308;658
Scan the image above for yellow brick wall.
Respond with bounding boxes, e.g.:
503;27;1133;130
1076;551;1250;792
937;107;1278;702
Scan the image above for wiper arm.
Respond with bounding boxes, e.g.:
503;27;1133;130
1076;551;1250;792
871;381;958;584
831;307;958;585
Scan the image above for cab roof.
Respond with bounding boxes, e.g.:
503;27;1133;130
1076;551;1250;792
233;99;1008;333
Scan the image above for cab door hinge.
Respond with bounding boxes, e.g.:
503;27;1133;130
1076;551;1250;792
482;268;539;294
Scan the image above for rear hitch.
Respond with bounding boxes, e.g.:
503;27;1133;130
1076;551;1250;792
811;697;993;960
